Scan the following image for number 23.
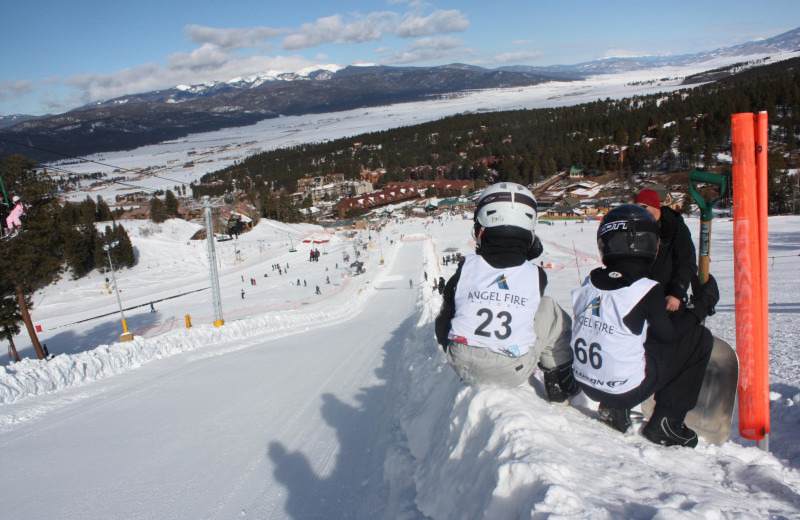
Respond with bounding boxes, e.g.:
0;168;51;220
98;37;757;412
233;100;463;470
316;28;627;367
474;308;512;339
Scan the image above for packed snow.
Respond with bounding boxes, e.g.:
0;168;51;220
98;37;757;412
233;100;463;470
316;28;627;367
1;210;799;519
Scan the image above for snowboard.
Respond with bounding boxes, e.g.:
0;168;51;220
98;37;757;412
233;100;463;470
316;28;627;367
640;336;738;446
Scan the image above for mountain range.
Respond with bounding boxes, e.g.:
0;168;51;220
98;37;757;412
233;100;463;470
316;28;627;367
1;26;798;162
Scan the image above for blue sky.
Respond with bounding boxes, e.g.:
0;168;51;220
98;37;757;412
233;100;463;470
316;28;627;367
2;0;798;116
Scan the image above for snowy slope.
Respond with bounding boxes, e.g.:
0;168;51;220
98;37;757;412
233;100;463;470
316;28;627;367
1;213;799;519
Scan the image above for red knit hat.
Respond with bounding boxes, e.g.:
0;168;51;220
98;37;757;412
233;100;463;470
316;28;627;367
635;189;661;209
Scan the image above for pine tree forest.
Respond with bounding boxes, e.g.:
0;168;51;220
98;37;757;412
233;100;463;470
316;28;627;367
196;56;800;215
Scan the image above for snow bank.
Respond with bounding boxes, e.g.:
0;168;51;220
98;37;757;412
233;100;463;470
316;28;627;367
386;227;800;519
0;286;366;408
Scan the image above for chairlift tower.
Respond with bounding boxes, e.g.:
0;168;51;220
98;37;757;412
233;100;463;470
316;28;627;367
103;239;134;342
200;196;226;327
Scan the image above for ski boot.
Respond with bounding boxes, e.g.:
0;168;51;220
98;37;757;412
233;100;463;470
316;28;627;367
642;416;698;448
539;362;580;405
598;404;631;433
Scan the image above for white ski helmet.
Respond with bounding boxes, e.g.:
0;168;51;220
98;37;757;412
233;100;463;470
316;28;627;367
12;195;20;203
473;182;538;249
474;182;538;232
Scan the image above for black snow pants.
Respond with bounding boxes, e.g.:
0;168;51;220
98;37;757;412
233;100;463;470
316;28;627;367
583;317;713;422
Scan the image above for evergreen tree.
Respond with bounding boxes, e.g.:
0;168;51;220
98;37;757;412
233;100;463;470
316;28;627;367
164;189;180;217
96;196;113;221
62;222;97;279
149;196;168;223
111;223;136;268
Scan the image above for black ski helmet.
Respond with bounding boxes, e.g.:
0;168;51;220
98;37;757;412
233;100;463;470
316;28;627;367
597;204;660;263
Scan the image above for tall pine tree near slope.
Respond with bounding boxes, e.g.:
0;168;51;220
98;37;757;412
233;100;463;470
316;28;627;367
164;189;180;217
95;223;136;270
0;154;62;359
57;197;100;279
149;196;168;223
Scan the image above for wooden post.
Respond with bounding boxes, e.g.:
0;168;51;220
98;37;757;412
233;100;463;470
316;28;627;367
14;282;45;360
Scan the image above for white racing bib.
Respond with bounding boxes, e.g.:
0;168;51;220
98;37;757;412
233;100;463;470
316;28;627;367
449;255;541;357
570;277;658;394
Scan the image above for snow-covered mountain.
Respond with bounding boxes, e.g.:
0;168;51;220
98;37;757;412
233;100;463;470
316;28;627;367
85;65;344;110
0;113;48;130
501;26;800;77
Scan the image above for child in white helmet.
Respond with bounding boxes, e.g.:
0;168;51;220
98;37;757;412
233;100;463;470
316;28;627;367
435;182;579;403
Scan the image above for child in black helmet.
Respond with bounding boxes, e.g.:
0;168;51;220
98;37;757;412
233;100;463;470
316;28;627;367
435;182;579;404
570;204;719;447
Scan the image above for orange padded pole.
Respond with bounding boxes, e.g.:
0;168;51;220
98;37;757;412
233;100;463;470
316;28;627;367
732;112;770;441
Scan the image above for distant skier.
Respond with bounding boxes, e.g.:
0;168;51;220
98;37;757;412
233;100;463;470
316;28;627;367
435;183;578;403
570;204;718;447
241;289;245;299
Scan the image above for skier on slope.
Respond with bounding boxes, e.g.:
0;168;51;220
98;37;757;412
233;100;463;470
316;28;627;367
435;182;579;403
570;204;719;447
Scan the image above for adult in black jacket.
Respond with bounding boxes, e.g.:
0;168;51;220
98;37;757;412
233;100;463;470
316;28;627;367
635;189;697;312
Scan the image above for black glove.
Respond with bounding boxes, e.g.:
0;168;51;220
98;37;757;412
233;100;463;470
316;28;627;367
526;235;544;260
689;273;719;322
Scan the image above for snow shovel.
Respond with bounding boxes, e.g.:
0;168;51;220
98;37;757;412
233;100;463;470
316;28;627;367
688;170;727;284
641;171;738;446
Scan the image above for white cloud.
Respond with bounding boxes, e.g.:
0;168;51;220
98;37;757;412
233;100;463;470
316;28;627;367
281;8;469;51
383;36;469;64
281;13;395;50
0;80;33;103
394;10;469;38
166;43;232;73
185;25;290;51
